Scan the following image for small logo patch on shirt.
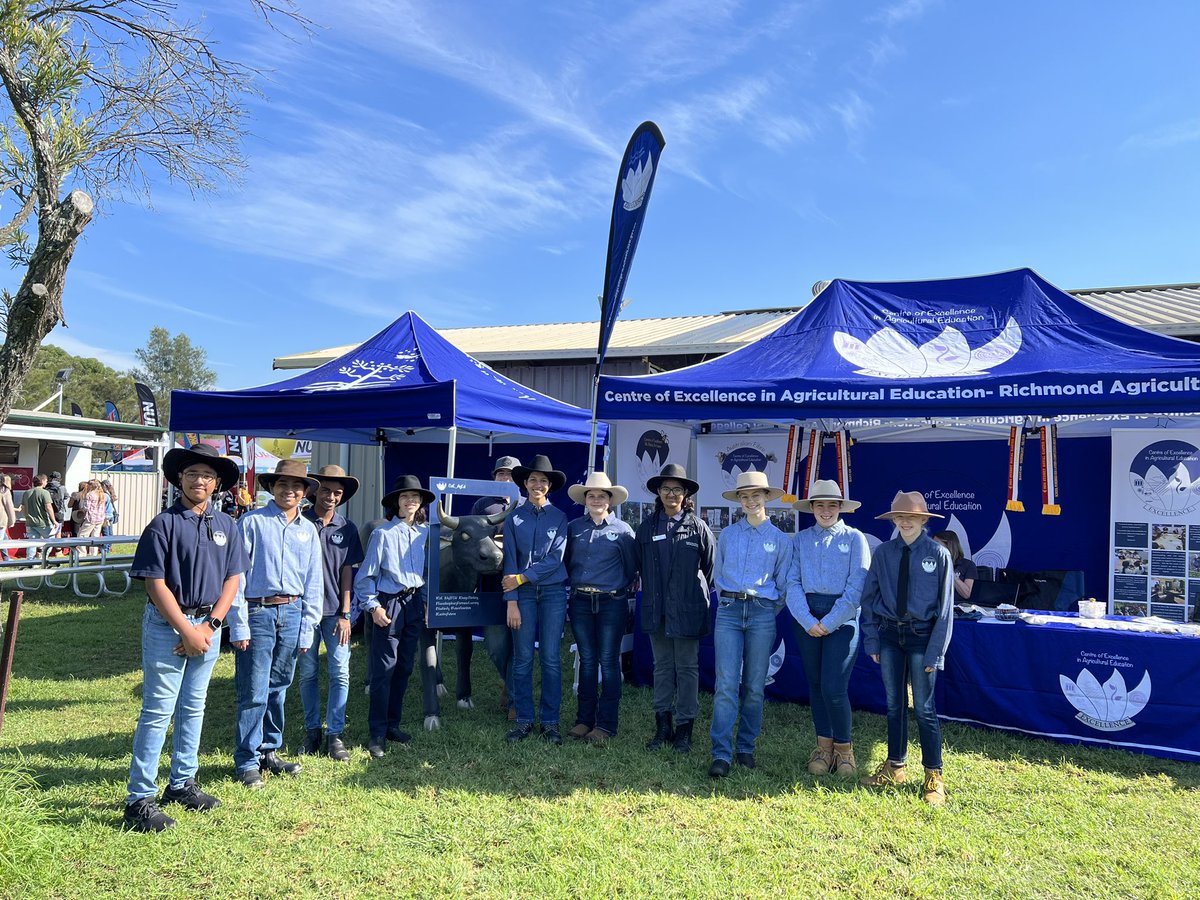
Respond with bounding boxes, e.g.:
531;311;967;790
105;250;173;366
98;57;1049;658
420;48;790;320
546;528;557;540
764;542;777;553
922;556;937;573
838;542;850;553
513;515;524;527
212;531;228;547
605;531;619;541
331;532;344;545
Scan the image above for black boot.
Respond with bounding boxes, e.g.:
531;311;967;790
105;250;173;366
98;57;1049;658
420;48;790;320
300;727;323;755
672;720;694;754
645;711;674;750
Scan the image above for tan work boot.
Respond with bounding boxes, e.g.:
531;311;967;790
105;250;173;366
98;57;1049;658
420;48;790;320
831;742;857;778
806;736;834;775
922;768;945;805
859;759;907;788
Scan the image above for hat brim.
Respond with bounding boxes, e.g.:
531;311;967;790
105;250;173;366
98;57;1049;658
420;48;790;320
722;486;785;503
646;475;700;496
381;487;436;508
310;475;360;505
567;484;630;507
512;466;566;492
164;447;241;493
258;472;320;494
875;510;944;521
794;496;862;513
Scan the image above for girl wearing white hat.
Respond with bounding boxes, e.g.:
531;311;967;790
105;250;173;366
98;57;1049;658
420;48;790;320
786;479;870;779
564;472;637;743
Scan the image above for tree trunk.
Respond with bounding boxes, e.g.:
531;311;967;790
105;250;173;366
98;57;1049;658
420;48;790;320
0;190;93;426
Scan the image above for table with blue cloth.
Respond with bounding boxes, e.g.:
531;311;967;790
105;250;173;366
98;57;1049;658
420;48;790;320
936;616;1200;762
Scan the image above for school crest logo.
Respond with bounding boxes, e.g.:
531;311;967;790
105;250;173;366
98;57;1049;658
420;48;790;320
1059;667;1151;732
212;531;228;547
1128;440;1200;516
921;556;937;573
331;532;344;545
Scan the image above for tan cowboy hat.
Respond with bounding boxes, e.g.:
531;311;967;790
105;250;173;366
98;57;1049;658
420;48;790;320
257;458;319;494
793;479;861;513
310;464;359;504
875;490;943;521
567;472;629;507
721;470;785;503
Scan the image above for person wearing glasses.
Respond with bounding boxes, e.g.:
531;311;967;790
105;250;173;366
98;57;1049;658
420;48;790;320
227;459;323;789
122;445;248;832
635;463;715;754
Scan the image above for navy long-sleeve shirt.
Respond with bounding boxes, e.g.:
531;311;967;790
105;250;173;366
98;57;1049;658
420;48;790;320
502;501;568;599
565;514;637;593
860;531;954;670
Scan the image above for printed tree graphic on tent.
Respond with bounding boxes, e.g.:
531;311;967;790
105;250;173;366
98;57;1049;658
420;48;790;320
302;353;418;392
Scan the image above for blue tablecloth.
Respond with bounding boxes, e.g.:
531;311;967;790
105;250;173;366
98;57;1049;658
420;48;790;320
938;617;1200;762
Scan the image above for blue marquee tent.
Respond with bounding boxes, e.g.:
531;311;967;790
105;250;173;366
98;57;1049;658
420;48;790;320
597;269;1200;421
170;311;607;447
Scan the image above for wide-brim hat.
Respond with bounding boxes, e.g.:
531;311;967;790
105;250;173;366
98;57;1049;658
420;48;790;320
876;490;943;521
512;455;566;492
309;464;359;504
493;455;522;475
646;462;699;497
793;479;861;513
721;470;785;503
381;474;435;508
258;459;319;494
567;471;629;507
164;444;240;492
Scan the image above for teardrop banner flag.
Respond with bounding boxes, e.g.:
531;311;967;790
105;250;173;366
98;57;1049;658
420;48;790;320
134;382;160;428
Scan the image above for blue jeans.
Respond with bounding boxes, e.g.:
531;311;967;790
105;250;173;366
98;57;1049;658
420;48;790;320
511;582;568;726
368;591;424;739
878;619;943;770
233;599;302;773
710;597;777;762
569;591;629;735
298;614;352;735
127;604;220;803
794;593;859;743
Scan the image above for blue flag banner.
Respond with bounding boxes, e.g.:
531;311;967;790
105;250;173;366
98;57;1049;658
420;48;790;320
597;121;665;369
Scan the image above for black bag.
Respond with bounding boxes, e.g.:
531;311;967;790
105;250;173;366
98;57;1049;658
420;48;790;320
49;484;69;522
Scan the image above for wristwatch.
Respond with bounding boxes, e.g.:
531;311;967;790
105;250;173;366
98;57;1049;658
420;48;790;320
204;614;224;630
339;611;351;621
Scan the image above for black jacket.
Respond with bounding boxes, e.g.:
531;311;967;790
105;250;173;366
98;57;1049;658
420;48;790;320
635;509;716;639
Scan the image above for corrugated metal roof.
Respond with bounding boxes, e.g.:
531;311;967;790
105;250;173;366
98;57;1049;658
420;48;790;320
274;282;1200;369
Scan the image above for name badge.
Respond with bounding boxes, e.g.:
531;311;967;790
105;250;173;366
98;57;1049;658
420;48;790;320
652;534;667;542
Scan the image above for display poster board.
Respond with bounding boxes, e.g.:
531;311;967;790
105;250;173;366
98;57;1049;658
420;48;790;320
425;476;519;628
611;421;693;531
694;432;796;536
1109;429;1200;621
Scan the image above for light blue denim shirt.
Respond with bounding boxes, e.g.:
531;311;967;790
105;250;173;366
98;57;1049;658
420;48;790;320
227;501;324;648
786;519;871;632
353;518;428;612
714;516;793;607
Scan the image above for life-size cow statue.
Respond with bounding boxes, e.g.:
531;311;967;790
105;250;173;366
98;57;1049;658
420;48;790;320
419;500;515;730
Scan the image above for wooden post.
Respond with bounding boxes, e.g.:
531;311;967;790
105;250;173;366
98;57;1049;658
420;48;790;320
0;590;23;736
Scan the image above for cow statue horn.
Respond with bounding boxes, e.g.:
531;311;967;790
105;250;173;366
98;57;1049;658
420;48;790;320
486;498;518;527
435;503;459;531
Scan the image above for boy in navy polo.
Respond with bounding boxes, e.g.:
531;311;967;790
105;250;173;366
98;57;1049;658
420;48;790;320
123;445;248;832
298;465;365;761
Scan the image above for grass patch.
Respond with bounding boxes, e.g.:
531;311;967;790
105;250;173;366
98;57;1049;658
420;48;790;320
1;585;1198;898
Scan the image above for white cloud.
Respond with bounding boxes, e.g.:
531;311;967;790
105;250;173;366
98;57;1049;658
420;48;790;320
43;331;139;371
1122;118;1200;151
869;0;935;27
69;270;240;326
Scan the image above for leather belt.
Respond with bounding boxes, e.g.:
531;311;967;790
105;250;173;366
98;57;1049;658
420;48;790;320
573;586;628;600
719;590;752;601
155;602;213;617
247;595;299;606
381;586;420;602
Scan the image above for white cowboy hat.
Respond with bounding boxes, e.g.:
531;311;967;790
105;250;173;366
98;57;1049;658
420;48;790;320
793;479;861;513
567;471;629;508
721;470;785;503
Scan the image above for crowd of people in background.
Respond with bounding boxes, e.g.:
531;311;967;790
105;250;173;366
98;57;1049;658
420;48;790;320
112;446;961;832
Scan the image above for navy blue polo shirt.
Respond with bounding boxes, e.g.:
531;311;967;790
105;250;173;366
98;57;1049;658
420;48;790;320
131;500;249;611
303;507;365;616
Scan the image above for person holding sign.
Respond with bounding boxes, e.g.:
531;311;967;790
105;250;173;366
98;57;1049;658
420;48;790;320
565;472;637;743
859;491;954;805
787;480;870;779
501;455;570;744
635;463;715;755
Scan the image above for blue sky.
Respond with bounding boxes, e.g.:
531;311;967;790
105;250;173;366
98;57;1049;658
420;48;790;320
37;1;1200;394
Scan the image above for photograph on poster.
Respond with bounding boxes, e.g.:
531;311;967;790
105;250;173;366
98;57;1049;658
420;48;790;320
767;508;797;533
1113;601;1147;617
1115;549;1148;575
700;506;729;531
1151;578;1185;604
619;502;641;530
1190;552;1200;578
1152;524;1185;551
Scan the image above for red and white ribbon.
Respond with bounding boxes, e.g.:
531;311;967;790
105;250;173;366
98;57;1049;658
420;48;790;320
1006;423;1026;512
1041;423;1060;515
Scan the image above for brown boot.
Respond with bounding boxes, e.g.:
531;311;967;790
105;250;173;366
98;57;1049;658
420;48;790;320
806;736;834;775
922;768;945;806
831;742;857;778
859;759;907;788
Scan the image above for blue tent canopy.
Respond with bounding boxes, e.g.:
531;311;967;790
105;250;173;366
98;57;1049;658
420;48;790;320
171;311;607;445
598;269;1200;421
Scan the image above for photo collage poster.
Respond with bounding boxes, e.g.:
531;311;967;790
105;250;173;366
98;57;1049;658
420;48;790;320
610;421;695;531
695;432;795;537
1109;429;1200;621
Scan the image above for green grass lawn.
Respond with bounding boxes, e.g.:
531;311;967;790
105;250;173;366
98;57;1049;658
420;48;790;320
1;583;1198;899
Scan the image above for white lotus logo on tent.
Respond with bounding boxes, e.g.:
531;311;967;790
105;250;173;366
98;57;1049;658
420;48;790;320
1059;667;1150;732
621;157;653;211
435;482;447;492
833;317;1022;378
